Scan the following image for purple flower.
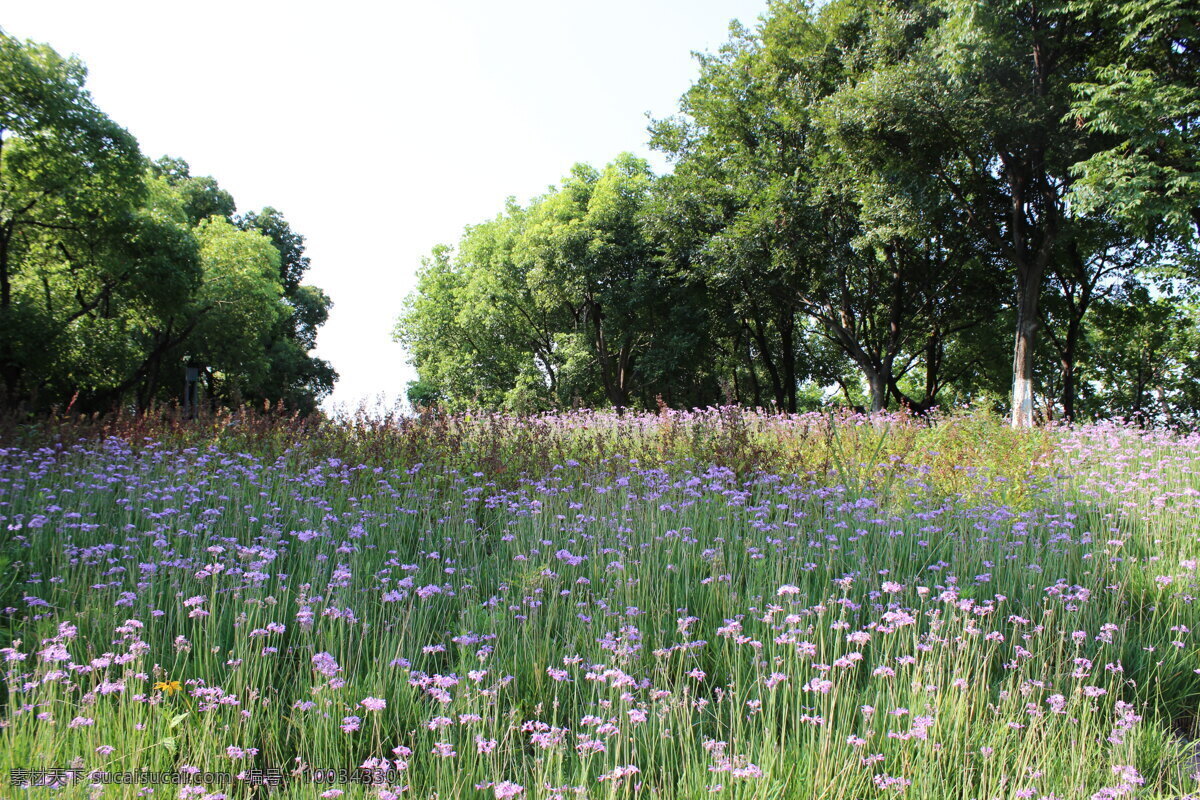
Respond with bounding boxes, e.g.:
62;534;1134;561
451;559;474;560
312;652;341;678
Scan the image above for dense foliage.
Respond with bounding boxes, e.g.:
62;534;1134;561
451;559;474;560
396;0;1200;427
0;31;335;414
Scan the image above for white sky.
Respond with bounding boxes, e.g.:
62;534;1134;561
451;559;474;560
3;0;768;414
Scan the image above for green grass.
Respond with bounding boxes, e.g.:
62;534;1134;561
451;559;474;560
0;411;1197;799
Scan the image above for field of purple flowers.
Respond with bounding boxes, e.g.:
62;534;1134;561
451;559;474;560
1;410;1199;799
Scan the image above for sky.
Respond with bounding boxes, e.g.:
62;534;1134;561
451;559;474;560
2;0;769;414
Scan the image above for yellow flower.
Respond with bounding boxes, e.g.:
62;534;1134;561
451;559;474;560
154;680;183;695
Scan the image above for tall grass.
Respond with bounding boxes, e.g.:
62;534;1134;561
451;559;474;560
0;410;1196;799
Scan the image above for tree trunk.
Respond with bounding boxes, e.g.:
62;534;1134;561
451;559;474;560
742;334;763;408
614;337;634;408
922;333;942;409
587;300;625;408
1007;166;1052;429
866;367;888;414
1052;241;1098;423
1060;331;1076;423
1011;300;1037;428
779;315;797;413
749;319;786;409
1156;383;1175;427
0;226;19;405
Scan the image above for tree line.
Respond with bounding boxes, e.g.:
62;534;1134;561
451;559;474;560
396;0;1199;426
0;31;334;414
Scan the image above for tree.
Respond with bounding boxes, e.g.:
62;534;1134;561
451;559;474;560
394;0;1195;425
518;155;683;408
397;239;542;412
397;203;576;413
94;212;287;411
824;0;1125;426
650;2;1006;413
1068;0;1199;242
0;33;336;414
187;216;287;396
238;208;336;413
397;156;713;411
0;29;144;405
1037;223;1149;419
59;202;203;410
150;156;236;225
1083;284;1200;425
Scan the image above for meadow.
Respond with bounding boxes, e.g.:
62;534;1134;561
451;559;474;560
1;408;1199;799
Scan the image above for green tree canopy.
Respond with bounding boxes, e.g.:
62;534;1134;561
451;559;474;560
0;30;335;413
